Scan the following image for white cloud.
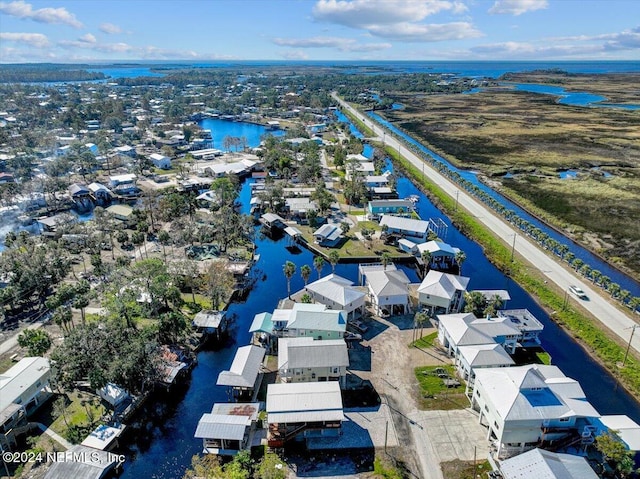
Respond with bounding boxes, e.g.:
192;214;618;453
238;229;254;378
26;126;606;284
0;1;83;28
99;22;122;34
273;36;391;52
0;31;49;48
313;0;455;28
78;33;96;44
281;50;309;60
368;21;482;42
488;0;548;16
471;41;604;58
311;0;477;44
58;39;133;53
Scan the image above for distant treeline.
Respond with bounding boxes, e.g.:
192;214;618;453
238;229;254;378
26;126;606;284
0;64;106;83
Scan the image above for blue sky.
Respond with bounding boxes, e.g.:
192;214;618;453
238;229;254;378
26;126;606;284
1;0;639;63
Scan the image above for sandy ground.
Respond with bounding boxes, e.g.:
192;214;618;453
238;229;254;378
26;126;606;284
287;313;489;479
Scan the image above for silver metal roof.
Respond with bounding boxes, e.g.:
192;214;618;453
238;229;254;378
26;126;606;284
194;413;251;440
217;345;266;388
266;382;343;424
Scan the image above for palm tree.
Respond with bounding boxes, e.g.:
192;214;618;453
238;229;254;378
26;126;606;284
381;252;391;270
300;264;312;286
313;256;325;279
420;250;432;275
413;311;429;342
455;251;466;275
283;261;296;299
328;250;340;273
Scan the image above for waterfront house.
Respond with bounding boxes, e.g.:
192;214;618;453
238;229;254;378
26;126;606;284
278;337;349;388
106;204;134;222
313;224;342;247
109;173;137;188
359;263;411;316
251;303;347;347
195;402;261;455
303;274;366;319
499;448;598;479
367;199;413;220
266;382;343;448
345;161;375;180
0;357;51;416
0;403;28;451
150;152;171;169
471;364;600;459
217;345;266;401
193;310;228;341
43;445;121;479
417;270;470;315
497;309;544;346
68;183;91;199
364;174;391;189
415;240;461;269
457;343;515;395
88;182;112;203
81;423;126;452
380;215;430;241
97;383;130;410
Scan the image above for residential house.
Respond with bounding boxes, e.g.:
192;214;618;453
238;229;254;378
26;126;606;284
278;337;349;388
88;182;112;204
313;224;342;247
367;199;413;220
359;263;411;316
250;303;347;349
380;215;430;241
457;344;515;395
195;402;261;455
106;204;134;222
415;240;461;269
150;153;171;169
43;445;121;479
499;448;599;479
471;364;600;458
418;271;470;315
303;274;366;319
364;174;391;189
0;357;51;416
109;173;138;196
217;345;266;400
266;382;343;447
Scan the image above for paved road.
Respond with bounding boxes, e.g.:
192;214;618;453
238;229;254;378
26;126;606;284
334;93;640;356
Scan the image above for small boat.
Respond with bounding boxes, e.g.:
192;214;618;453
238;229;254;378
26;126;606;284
405;195;420;204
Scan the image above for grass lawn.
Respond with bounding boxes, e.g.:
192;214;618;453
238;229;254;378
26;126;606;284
536;351;552;365
297;227;408;260
50;391;107;443
441;459;492;479
415;365;468;410
411;331;437;349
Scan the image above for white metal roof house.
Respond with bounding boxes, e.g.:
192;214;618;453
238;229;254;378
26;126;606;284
457;343;515;395
149;152;171;169
418;270;470;315
303;274;366;319
278;337;349;388
0;357;51;416
217;345;266;400
313;224;342;247
380;215;430;241
364;266;412;316
266;382;344;447
194;402;260;455
471;365;600;459
415;240;461;269
499;447;598;479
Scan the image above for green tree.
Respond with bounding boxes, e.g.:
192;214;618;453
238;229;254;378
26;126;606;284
18;328;52;356
413;311;429;342
283;261;296;299
340;221;350;237
595;431;636;477
464;291;488;318
381;251;391;270
204;260;235;310
313;255;325;279
328;250;340;273
300;264;312;286
455;251;466;275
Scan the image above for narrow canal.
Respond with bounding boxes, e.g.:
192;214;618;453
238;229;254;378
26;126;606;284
362;109;640;298
117;117;640;478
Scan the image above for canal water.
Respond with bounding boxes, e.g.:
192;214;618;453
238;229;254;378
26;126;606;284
362;109;640;298
118;115;640;478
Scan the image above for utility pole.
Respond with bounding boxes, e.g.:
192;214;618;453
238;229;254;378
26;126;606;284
510;233;517;262
622;324;638;367
455;190;459;212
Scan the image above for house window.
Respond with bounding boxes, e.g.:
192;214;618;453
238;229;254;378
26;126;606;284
493;421;500;430
559;418;570;422
484;405;489;412
311;373;316;379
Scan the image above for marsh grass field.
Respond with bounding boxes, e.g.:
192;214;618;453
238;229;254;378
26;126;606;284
383;72;640;276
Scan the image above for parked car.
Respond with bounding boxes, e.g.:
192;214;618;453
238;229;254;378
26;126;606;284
569;285;588;300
